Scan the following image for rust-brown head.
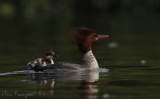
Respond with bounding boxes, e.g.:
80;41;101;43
71;27;109;53
45;51;58;59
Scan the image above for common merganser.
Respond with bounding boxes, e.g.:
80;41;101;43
27;51;58;70
34;27;109;71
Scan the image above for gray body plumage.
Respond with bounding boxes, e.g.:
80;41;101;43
34;51;99;72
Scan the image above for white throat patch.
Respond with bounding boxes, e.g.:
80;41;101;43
81;50;99;69
95;38;98;41
46;55;53;59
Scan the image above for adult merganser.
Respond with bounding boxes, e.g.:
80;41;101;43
34;27;109;71
27;51;58;70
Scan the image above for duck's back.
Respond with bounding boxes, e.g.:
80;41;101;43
47;62;82;69
34;62;82;72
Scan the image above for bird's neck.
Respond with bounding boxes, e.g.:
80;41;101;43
78;42;92;54
44;57;54;64
80;50;99;69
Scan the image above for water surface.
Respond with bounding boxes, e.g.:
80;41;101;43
0;15;160;99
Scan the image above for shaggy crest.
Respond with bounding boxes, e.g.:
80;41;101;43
71;27;96;44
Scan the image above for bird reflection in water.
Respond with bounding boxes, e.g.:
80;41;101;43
26;70;100;99
77;81;98;99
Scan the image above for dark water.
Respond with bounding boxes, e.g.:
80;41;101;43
0;15;160;99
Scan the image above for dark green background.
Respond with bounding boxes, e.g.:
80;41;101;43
0;0;160;99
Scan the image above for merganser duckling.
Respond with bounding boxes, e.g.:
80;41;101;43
34;27;109;71
27;51;58;70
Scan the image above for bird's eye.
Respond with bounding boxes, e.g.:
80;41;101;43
94;33;99;37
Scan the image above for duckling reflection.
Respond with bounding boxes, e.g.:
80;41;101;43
26;70;99;98
27;74;55;88
26;74;55;97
